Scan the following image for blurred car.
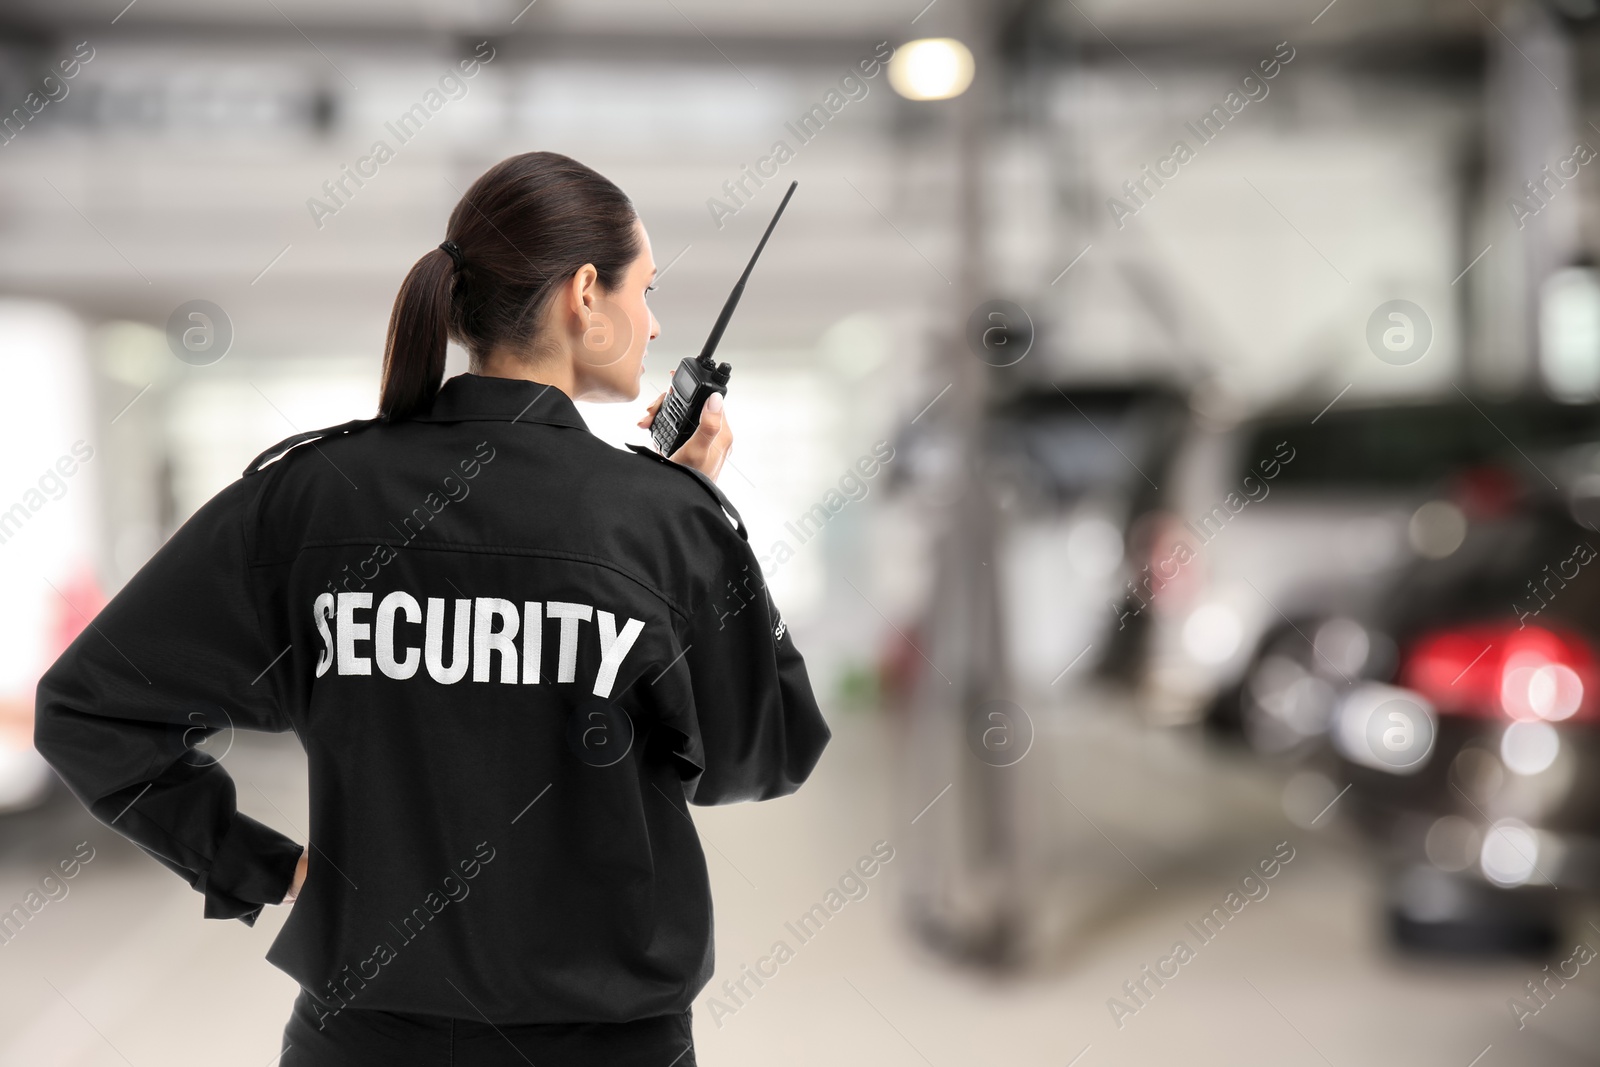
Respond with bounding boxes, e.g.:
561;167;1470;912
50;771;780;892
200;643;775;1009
1139;395;1600;732
882;379;1189;704
1210;400;1600;952
0;301;105;814
987;382;1190;695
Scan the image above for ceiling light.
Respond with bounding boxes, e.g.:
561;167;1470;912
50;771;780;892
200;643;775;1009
888;38;975;101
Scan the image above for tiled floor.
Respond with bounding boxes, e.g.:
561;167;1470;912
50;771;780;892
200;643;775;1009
2;697;1595;1066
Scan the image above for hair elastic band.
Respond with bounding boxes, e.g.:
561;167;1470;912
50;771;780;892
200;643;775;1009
438;240;465;270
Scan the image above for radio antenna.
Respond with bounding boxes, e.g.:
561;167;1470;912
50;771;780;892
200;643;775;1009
696;180;799;365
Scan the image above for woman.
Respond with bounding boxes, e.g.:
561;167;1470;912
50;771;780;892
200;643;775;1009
34;151;831;1066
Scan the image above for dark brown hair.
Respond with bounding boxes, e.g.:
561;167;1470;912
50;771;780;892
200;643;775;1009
378;151;642;421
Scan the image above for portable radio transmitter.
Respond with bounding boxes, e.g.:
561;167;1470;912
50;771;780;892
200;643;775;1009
650;180;799;456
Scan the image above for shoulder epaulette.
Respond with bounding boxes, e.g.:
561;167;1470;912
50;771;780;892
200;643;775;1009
624;442;747;541
243;417;383;477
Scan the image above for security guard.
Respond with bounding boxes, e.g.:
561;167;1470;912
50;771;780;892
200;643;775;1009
33;151;830;1067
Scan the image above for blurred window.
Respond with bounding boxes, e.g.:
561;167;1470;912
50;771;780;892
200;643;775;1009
989;388;1185;502
1243;402;1600;491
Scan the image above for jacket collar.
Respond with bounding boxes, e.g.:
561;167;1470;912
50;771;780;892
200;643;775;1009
413;372;591;432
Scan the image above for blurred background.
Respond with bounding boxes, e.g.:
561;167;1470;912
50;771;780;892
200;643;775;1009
3;0;1600;1063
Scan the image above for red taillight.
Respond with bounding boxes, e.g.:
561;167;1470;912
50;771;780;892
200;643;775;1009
1402;623;1598;723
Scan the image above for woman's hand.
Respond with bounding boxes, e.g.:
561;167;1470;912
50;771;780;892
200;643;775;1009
638;391;733;482
281;847;309;905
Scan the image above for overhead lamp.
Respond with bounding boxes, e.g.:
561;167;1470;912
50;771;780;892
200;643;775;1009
888;38;975;101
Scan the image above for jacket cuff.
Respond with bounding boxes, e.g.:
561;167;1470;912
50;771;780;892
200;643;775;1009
200;811;303;925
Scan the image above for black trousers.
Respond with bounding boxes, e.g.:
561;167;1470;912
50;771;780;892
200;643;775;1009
280;988;696;1067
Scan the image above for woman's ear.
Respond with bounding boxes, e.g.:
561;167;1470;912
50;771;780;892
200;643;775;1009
553;264;596;332
573;263;601;316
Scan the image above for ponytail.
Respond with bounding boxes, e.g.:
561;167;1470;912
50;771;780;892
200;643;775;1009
378;152;641;421
379;246;456;421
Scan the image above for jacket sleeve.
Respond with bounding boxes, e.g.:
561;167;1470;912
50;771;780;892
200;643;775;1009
33;476;303;926
667;508;832;806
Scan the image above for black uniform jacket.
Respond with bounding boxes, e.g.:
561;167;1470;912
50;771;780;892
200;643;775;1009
34;371;831;1025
